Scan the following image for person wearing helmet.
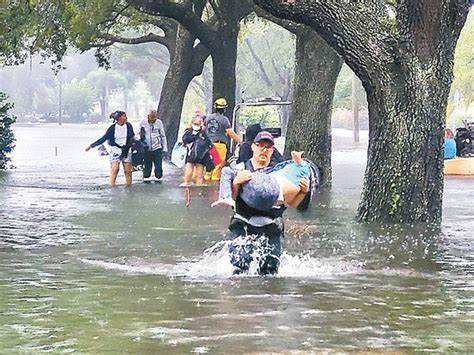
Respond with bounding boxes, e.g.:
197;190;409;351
204;98;241;181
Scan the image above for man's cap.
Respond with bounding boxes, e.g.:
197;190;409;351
254;131;274;145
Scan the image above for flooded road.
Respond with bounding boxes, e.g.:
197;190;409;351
0;124;472;353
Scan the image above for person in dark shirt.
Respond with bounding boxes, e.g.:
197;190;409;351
226;131;311;275
237;123;283;165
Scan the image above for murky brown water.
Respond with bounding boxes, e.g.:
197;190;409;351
0;124;472;353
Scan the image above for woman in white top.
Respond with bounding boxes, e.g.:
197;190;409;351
85;111;135;186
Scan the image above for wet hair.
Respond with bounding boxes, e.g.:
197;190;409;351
110;110;126;121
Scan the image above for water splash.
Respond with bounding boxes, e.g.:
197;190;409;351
82;238;364;280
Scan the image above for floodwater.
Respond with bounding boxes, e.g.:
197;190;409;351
0;124;472;353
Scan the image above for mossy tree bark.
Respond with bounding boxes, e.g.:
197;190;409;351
285;29;342;186
255;10;342;186
156;23;209;151
255;0;471;223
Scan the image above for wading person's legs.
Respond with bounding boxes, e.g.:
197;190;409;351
143;150;153;179
153;149;163;179
183;163;194;184
193;163;205;185
109;162;120;186
123;161;133;186
226;219;283;275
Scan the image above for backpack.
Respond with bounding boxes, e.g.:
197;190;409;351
455;128;474;157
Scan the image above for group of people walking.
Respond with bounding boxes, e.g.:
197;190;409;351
85;109;167;186
85;98;319;275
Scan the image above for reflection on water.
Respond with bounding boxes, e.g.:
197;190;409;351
0;124;473;353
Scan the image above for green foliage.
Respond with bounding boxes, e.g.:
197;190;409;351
33;84;57;115
236;20;295;100
86;68;128;93
449;11;474;122
0;93;16;170
237;106;280;129
0;1;69;67
62;79;95;120
333;64;366;110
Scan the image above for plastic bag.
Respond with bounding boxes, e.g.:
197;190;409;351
171;142;187;168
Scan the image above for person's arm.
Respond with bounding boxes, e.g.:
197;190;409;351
288;177;310;209
231;169;254;200
225;128;241;143
86;125;112;151
182;128;197;144
159;120;168;152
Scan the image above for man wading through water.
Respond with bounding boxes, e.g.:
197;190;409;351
227;131;312;275
204;98;241;181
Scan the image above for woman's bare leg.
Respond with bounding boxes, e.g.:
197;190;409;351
193;164;205;185
109;162;120;186
278;177;302;205
123;162;133;186
183;163;194;184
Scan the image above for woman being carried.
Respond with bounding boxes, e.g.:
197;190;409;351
212;150;314;211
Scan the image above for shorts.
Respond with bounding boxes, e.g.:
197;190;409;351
109;147;132;164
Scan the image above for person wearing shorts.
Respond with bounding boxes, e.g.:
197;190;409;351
85;110;135;186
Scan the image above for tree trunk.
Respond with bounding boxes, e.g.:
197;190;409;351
99;99;106;119
157;60;193;152
157;26;209;152
352;73;360;143
357;72;449;223
284;29;342;187
254;0;470;223
211;30;238;118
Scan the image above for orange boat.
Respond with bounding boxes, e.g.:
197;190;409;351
444;157;474;175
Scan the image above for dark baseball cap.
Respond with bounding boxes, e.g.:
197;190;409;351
254;131;274;145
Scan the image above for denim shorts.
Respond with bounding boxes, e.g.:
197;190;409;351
109;147;132;163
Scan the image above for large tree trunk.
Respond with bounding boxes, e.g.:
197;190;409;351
254;0;470;223
211;40;237;118
157;26;209;152
157;65;191;152
358;72;448;222
211;26;239;118
284;29;342;187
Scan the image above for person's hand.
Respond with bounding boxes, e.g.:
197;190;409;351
299;177;310;194
85;146;91;152
234;170;253;186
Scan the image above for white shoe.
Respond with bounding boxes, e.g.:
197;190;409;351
211;198;235;208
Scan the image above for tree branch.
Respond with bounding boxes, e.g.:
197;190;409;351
253;0;396;86
245;38;274;88
97;32;170;47
126;0;219;51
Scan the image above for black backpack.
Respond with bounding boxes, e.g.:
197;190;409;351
455;127;474;157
